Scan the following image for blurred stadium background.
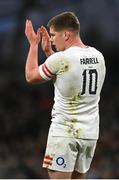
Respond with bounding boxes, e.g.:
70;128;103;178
0;0;119;178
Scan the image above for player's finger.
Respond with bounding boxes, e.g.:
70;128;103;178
28;20;33;28
37;28;41;38
25;19;30;34
25;20;31;32
28;20;36;34
37;27;41;34
41;26;50;37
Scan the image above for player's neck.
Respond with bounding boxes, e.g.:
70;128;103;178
66;37;87;49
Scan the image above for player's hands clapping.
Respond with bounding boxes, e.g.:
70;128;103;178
25;20;54;56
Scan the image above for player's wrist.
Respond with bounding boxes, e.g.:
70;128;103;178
30;43;39;49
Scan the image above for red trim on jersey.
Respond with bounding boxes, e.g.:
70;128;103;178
42;64;51;78
43;161;52;166
44;155;53;161
44;64;54;75
43;155;53;166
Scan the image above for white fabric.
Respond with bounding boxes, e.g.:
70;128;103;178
43;135;97;173
39;46;106;139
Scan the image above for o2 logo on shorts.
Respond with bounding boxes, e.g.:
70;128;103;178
56;157;66;168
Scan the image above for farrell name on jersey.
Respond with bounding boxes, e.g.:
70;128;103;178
80;58;99;65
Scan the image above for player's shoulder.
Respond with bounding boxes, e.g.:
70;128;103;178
49;51;64;60
89;46;103;54
45;51;65;67
89;46;104;58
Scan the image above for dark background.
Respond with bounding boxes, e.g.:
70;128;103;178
0;0;119;178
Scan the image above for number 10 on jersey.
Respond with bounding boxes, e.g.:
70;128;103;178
81;69;98;95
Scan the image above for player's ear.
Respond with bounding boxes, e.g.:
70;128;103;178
64;31;70;41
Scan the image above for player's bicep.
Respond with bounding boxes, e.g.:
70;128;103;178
38;52;62;82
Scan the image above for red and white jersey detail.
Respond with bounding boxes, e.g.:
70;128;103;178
43;155;53;167
39;47;106;139
39;63;54;80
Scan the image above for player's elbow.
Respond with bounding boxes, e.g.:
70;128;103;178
25;69;35;83
25;73;34;84
25;69;41;84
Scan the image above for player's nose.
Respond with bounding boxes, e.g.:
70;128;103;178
50;36;53;42
50;37;55;46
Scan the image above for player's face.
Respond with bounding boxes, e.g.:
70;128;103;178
49;27;65;51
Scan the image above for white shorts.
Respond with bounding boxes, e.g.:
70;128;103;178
42;135;97;173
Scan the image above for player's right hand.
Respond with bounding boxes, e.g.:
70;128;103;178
40;26;54;57
25;20;40;46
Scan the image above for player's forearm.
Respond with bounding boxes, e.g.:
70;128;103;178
25;44;39;82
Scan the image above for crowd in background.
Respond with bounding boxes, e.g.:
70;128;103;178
0;0;119;178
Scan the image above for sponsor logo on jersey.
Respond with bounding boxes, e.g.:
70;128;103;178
56;157;65;166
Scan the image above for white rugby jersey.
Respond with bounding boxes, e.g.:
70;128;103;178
39;46;106;139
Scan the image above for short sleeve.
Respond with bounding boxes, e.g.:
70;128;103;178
39;52;62;81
